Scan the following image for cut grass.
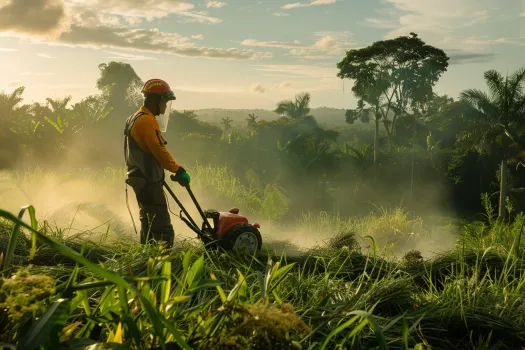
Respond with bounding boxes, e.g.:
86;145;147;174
0;202;524;349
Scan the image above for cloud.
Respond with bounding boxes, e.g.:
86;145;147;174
289;49;332;60
37;53;55;58
37;24;273;60
0;0;70;38
175;10;223;24
272;12;290;16
240;39;306;49
282;0;336;10
206;1;228;8
463;37;518;45
252;64;337;78
0;48;17;52
174;85;245;93
246;81;297;94
191;34;204;40
249;84;266;93
0;4;266;61
7;80;21;87
313;35;337;49
368;0;497;41
447;50;497;64
242;31;353;60
71;0;223;24
249;79;338;94
21;72;55;76
105;51;158;60
364;18;397;29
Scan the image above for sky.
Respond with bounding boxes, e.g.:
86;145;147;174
0;0;524;110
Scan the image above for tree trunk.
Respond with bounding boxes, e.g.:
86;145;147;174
374;119;379;163
499;158;508;219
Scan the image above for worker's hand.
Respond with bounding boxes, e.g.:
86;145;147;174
170;166;191;187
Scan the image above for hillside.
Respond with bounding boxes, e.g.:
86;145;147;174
189;107;352;128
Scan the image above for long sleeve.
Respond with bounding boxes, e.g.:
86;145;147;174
131;115;181;173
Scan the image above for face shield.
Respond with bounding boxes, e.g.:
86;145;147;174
156;91;176;133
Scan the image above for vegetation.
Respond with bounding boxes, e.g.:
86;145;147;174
1;32;525;349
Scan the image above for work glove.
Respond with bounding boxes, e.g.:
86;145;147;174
170;166;191;187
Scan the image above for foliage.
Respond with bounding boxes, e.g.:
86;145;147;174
0;200;525;349
337;32;450;160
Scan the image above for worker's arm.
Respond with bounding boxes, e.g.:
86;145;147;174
137;117;181;173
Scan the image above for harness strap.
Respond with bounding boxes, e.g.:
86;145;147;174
124;111;148;161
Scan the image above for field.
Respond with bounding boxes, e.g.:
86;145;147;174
1;166;525;350
2;31;525;349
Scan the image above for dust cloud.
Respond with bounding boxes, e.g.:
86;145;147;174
0;124;460;259
0;162;460;259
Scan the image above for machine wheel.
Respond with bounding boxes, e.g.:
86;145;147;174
222;224;262;254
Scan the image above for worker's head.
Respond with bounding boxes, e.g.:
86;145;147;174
142;79;176;132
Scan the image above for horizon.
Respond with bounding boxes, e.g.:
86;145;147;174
1;0;524;110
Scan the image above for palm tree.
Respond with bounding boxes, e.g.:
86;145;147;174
274;92;312;121
220;117;233;139
460;68;525;219
220;117;233;131
246;113;258;129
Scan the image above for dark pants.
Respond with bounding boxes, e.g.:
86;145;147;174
133;181;174;248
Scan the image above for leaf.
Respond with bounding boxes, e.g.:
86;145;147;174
210;272;227;303
186;255;204;290
60;321;83;342
168;296;192;304
19;298;71;350
320;309;387;350
44;116;63;134
122;315;141;348
1;205;37;274
160;259;172;309
268;262;295;294
114;322;124;344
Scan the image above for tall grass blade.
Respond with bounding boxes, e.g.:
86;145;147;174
18;298;71;350
1;205;37;274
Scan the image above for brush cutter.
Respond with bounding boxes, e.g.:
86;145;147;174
164;177;263;254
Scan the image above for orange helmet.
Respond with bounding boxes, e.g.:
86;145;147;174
141;79;176;100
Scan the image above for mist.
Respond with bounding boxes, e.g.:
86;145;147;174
3;59;516;261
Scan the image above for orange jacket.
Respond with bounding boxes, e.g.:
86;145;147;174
129;106;181;173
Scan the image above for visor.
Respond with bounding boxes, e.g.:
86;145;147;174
157;99;172;133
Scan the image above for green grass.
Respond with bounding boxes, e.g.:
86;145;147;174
1;202;525;349
1;167;525;349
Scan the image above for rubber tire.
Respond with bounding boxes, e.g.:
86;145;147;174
221;224;262;253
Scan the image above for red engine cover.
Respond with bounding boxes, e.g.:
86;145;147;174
217;211;249;238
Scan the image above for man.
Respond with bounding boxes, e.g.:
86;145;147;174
124;78;191;248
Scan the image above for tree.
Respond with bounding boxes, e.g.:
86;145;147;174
220;117;234;138
336;33;449;159
274;92;312;121
96;61;143;115
246;113;259;129
459;68;525;219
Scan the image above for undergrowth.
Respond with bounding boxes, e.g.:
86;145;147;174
0;192;524;349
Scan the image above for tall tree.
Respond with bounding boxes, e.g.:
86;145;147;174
336;33;449;160
459;68;525;219
96;61;143;116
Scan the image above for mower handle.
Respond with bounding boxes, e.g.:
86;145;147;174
162;180;214;233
